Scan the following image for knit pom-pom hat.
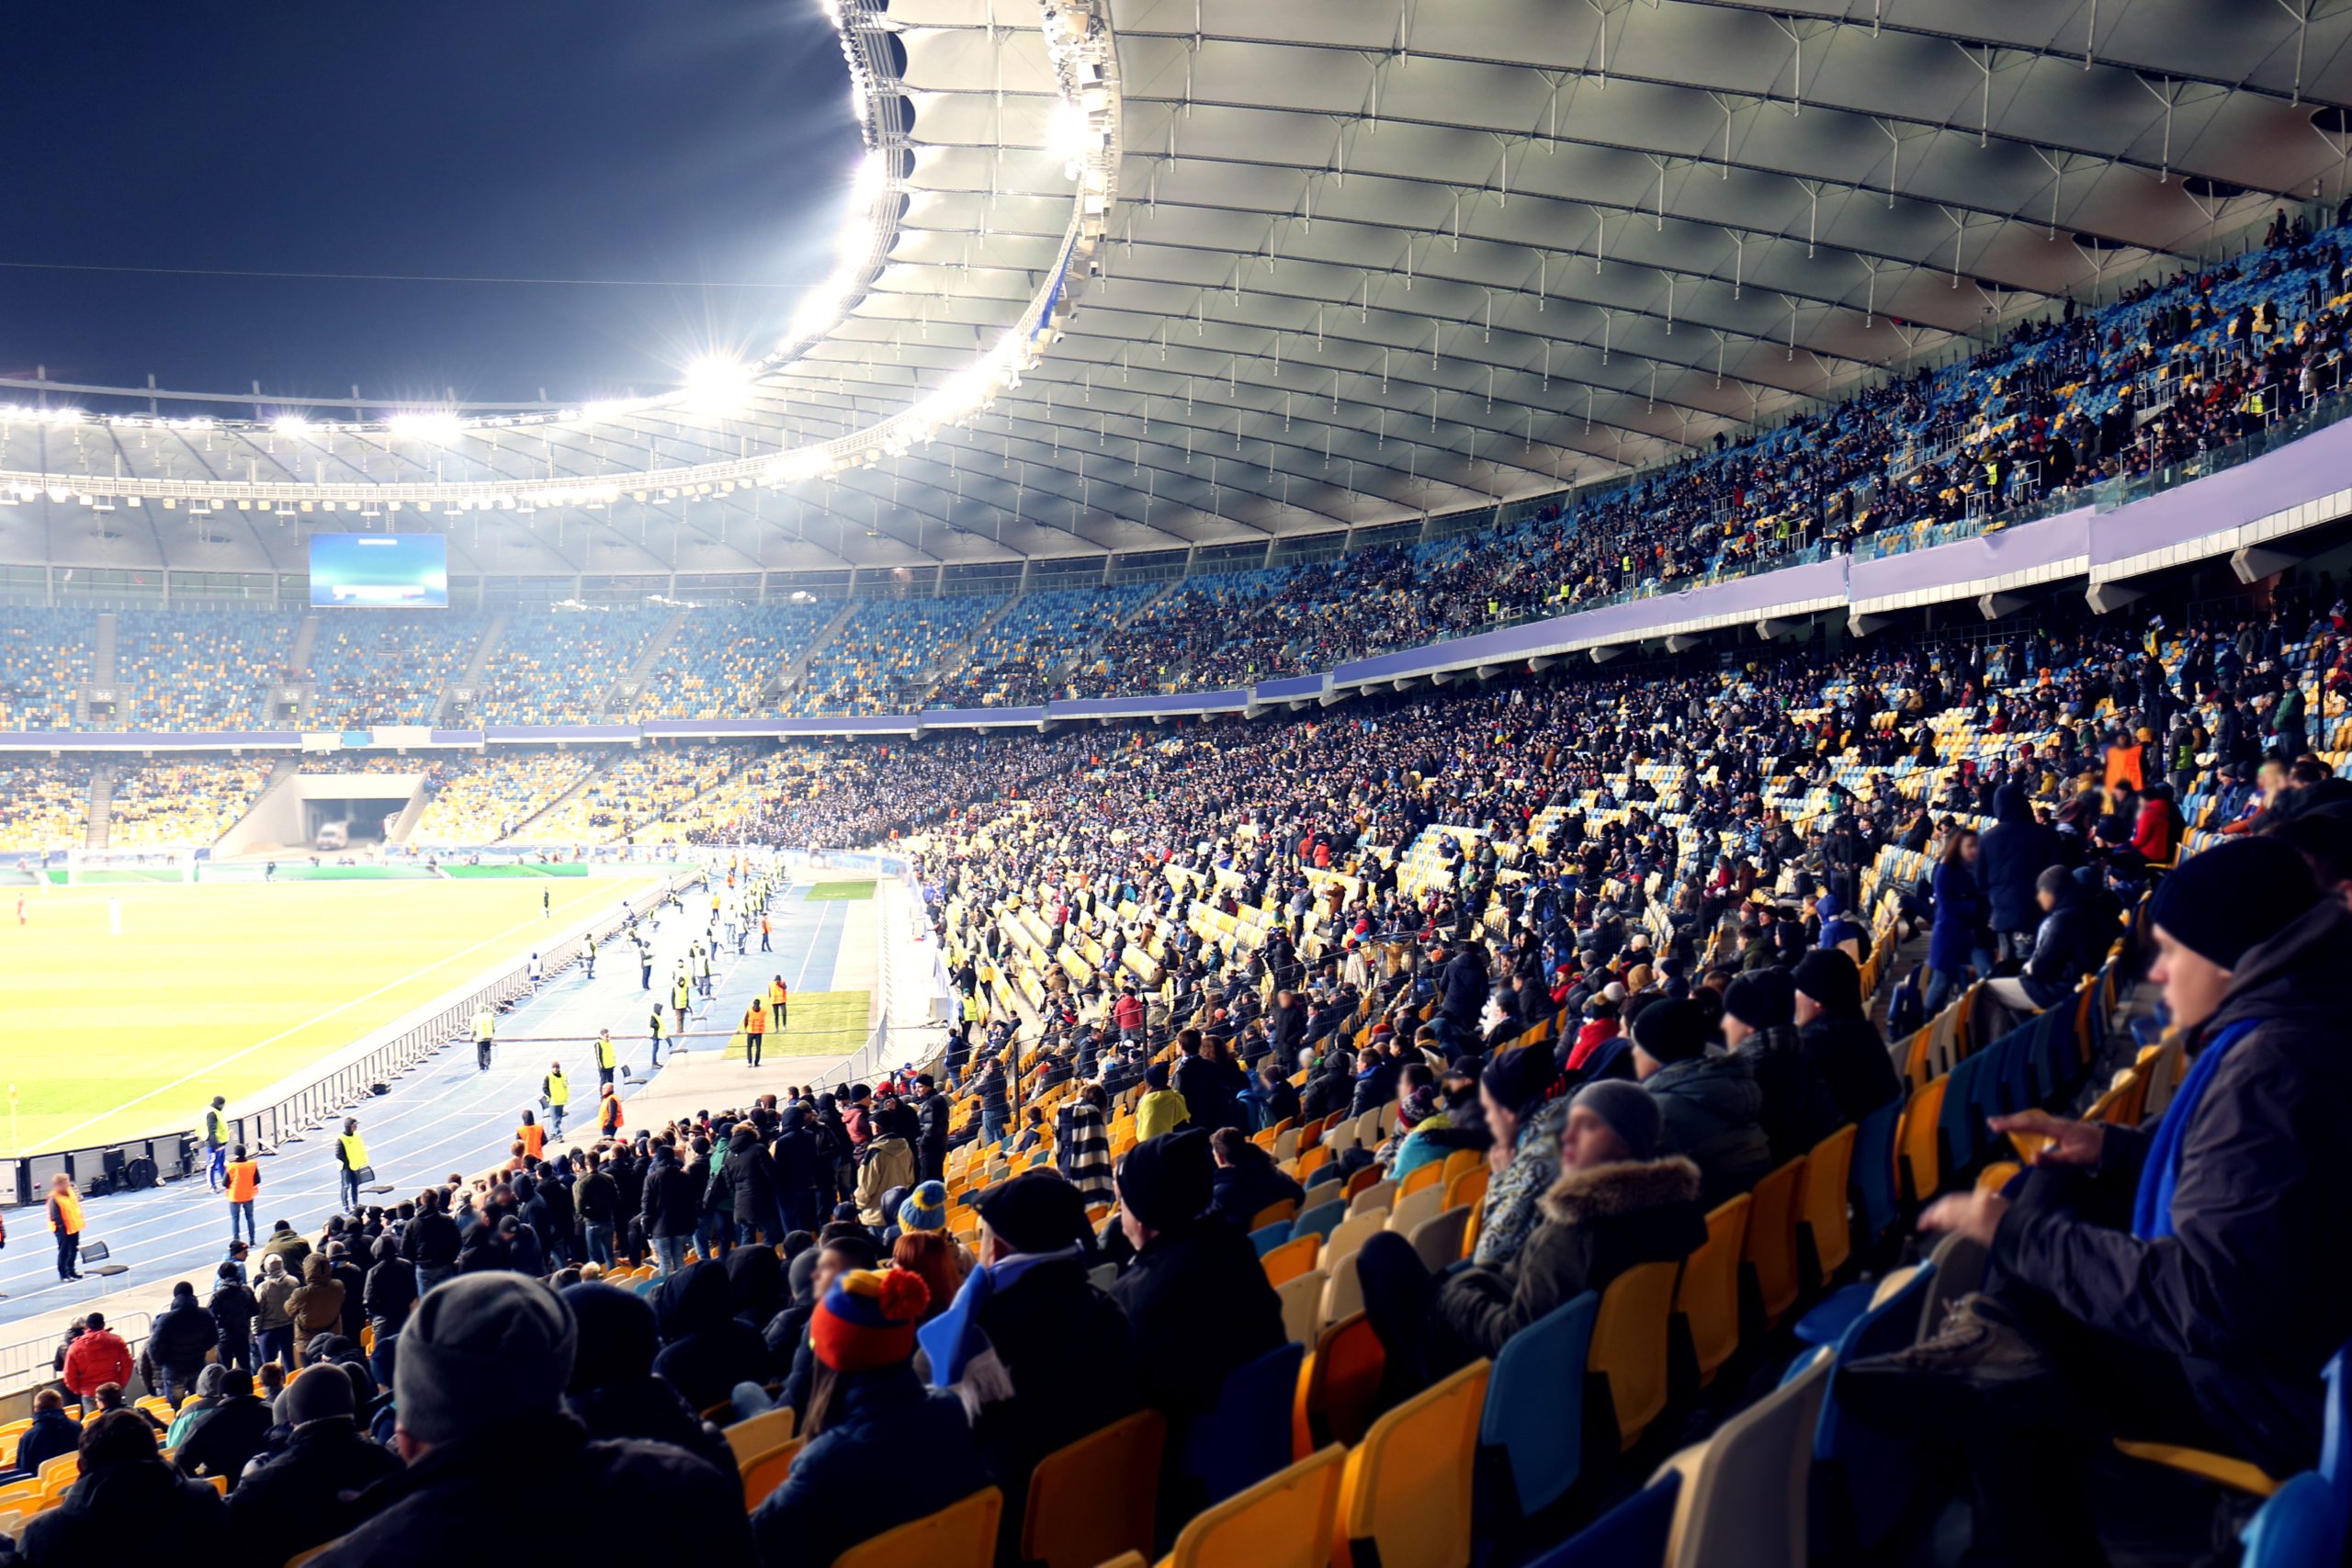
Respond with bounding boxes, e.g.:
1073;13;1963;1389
809;1267;932;1372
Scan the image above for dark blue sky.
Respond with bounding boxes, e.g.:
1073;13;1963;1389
1;0;862;408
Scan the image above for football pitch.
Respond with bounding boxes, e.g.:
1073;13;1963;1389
0;872;662;1155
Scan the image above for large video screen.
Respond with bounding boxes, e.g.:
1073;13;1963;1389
309;532;448;608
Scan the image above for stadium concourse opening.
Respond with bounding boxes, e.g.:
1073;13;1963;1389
6;0;2352;1564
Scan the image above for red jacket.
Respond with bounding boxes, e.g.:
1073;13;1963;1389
62;1327;132;1396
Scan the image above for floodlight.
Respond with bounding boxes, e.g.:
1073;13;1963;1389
390;412;465;441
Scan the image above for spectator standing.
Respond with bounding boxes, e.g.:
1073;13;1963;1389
224;1143;260;1246
226;1363;402;1565
61;1311;132;1416
144;1280;219;1409
15;1410;228;1564
45;1173;83;1282
209;1261;258;1373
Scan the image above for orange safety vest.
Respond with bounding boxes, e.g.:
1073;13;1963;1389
50;1190;83;1235
224;1162;259;1203
517;1122;545;1159
599;1094;624;1134
744;1002;764;1035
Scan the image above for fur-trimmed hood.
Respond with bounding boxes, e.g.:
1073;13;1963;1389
1537;1156;1702;1226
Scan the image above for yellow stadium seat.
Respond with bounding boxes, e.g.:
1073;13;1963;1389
1333;1360;1490;1568
1396;1159;1446;1201
1164;1446;1346;1568
1260;1233;1320;1288
723;1405;796;1466
1589;1259;1680;1450
1249;1198;1301;1233
1441;1164;1488;1219
1673;1195;1751;1388
1795;1123;1857;1285
1742;1157;1806;1331
1019;1411;1165;1568
835;1486;1001;1568
740;1438;805;1510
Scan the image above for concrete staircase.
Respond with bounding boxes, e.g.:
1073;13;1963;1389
434;613;510;725
275;614;323;725
74;612;120;727
84;763;117;850
287;614;322;677
769;601;860;704
604;608;691;717
501;754;614;842
909;593;1024;706
1050;577;1181;692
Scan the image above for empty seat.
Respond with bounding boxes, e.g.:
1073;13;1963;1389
1673;1195;1752;1389
1479;1292;1600;1520
1318;1248;1367;1330
1276;1269;1327;1346
1385;1182;1444;1237
1334;1360;1491;1568
740;1438;805;1509
835;1485;1002;1568
1019;1410;1165;1568
1589;1259;1680;1450
1347;1179;1396;1217
1521;1472;1683;1567
1261;1233;1321;1286
1408;1205;1471;1273
1296;1312;1387;1452
1250;1197;1301;1233
1162;1445;1347;1568
723;1405;795;1466
1290;1200;1346;1244
1657;1350;1830;1568
1795;1124;1857;1287
1181;1341;1306;1507
1742;1157;1806;1331
1323;1208;1388;1269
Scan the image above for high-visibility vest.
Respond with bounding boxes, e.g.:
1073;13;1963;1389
49;1190;82;1235
599;1094;623;1134
649;1012;666;1041
338;1133;368;1171
473;1010;494;1043
225;1162;259;1202
673;979;690;1010
517;1123;544;1159
545;1072;571;1106
744;1004;764;1034
596;1035;616;1069
203;1108;227;1148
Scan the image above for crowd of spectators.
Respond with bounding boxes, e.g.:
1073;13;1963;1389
0;760;95;853
106;761;270;851
409;751;590;845
0;608;94;732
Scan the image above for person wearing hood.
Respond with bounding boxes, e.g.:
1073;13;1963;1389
723;1121;784;1247
174;1366;272;1486
311;1274;752;1565
1791;949;1902;1125
16;1410;227;1563
1812;890;1867;955
362;1235;418;1366
1985;867;2097;1021
920;1169;1136;1558
772;1105;826;1235
723;1242;788;1337
1472;1045;1571;1269
1358;1080;1707;1402
1722;968;1840;1165
650;1258;775;1415
1108;1129;1286;1428
1208;1126;1306;1228
225;1351;402;1565
1632;998;1771;1207
145;1280;219;1408
1849;837;2352;1564
209;1259;258;1373
289;1254;348;1365
640;1142;700;1279
559;1281;732;1479
1978;782;2060;960
751;1268;989;1568
254;1254;299;1371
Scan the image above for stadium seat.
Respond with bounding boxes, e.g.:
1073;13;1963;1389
1478;1292;1600;1519
1322;1209;1387;1269
1181;1341;1306;1507
1295;1313;1387;1452
1276;1270;1327;1346
1795;1124;1857;1288
1896;1077;1949;1204
1318;1248;1367;1330
1019;1410;1166;1568
740;1438;805;1509
1408;1206;1471;1272
1161;1445;1346;1568
2240;1472;2339;1568
1589;1259;1680;1451
1346;1178;1396;1217
1385;1182;1444;1238
834;1485;1001;1568
1848;1100;1901;1246
1251;1222;1295;1257
723;1405;795;1465
1290;1200;1346;1245
1672;1195;1751;1389
1396;1159;1446;1200
1741;1158;1806;1331
1442;1164;1488;1218
1812;1263;1939;1558
1333;1359;1490;1568
1261;1233;1320;1286
1519;1472;1682;1568
1656;1350;1831;1568
1249;1198;1300;1232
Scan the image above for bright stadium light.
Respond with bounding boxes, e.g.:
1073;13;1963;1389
389;412;464;441
681;355;756;416
1047;99;1091;168
272;415;313;436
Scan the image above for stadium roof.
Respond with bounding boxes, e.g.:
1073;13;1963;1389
6;0;2352;577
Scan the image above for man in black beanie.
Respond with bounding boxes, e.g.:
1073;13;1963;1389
315;1274;751;1564
1722;967;1839;1164
1106;1130;1283;1435
227;1351;402;1567
1849;836;2352;1564
1791;948;1902;1124
1630;997;1771;1206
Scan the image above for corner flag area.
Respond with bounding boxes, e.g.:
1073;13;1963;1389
0;873;661;1153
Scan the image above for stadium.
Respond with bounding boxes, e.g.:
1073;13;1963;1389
0;0;2346;1562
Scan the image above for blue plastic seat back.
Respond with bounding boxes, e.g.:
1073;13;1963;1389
1849;1100;1901;1246
1522;1472;1681;1568
2240;1472;2339;1568
1291;1200;1346;1245
1250;1221;1293;1257
1478;1292;1600;1517
1181;1340;1306;1508
1813;1263;1939;1556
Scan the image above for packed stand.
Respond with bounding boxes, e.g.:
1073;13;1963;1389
0;759;93;852
306;614;477;728
464;609;666;726
0;608;94;731
110;610;294;731
529;744;745;845
927;583;1154;708
410;751;591;845
786;596;999;716
628;604;836;720
106;760;269;850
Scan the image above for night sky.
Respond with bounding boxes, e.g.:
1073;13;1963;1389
0;0;861;409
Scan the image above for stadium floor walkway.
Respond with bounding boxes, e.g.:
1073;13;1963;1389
0;878;854;1349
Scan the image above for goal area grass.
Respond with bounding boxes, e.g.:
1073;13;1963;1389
0;872;659;1154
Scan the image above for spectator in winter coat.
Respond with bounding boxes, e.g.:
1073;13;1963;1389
752;1268;989;1568
1985;867;2097;1019
1472;1045;1570;1269
1721;968;1840;1165
210;1262;259;1373
1054;1088;1117;1210
61;1312;133;1415
1632;998;1772;1208
16;1411;228;1565
559;1281;733;1480
912;1076;953;1183
289;1255;347;1366
173;1368;272;1486
1925;828;1996;1016
1791;950;1903;1125
1207;1128;1306;1228
1978;784;2062;958
650;1259;775;1415
144;1280;220;1408
639;1144;701;1279
6;1391;80;1483
1357;1080;1706;1401
771;1106;827;1235
1171;1029;1246;1134
313;1273;752;1566
1133;1063;1191;1142
723;1122;784;1247
1850;838;2352;1563
225;1359;402;1565
853;1134;917;1228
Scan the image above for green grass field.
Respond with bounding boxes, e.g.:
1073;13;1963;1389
804;880;876;901
721;989;872;1059
0;873;659;1153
